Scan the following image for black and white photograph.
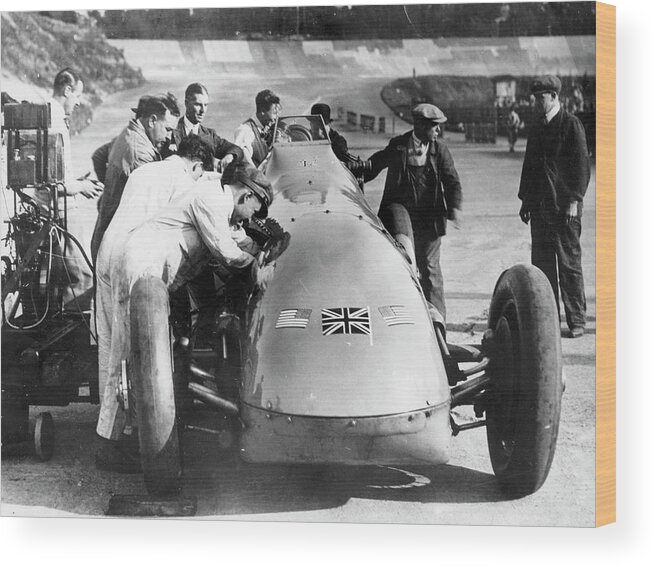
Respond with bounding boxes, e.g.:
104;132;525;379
1;0;604;528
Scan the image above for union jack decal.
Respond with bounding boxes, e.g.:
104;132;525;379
321;307;371;336
275;308;312;329
378;305;414;326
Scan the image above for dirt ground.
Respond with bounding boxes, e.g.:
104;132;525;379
1;72;596;525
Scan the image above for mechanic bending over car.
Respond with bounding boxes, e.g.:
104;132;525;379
95;134;214;453
95;162;274;473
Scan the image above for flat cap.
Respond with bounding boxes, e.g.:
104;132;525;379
412;103;447;124
530;75;562;95
223;162;273;219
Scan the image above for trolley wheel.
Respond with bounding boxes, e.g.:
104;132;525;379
33;411;55;461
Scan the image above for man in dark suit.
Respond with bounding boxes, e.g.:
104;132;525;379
310;103;350;163
364;104;462;321
519;75;590;338
162;83;243;170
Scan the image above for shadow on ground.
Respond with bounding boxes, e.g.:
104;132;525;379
2;410;512;518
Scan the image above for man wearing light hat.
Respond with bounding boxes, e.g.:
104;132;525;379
518;75;590;338
364;103;463;321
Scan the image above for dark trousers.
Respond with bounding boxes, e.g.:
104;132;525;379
530;213;586;329
414;228;446;321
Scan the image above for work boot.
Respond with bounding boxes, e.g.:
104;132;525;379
569;326;585;339
95;434;142;474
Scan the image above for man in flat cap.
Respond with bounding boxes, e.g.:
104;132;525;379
364;103;462;322
519;75;590;338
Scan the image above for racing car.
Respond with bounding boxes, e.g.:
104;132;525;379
128;114;563;502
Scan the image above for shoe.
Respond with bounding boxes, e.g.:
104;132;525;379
95;435;142;474
569;327;585;338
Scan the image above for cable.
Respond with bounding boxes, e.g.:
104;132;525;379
52;227;98;343
52;223;95;274
4;226;55;330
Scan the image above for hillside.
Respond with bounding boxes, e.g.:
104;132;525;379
1;12;144;133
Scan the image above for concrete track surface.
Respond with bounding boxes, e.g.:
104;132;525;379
1;64;596;526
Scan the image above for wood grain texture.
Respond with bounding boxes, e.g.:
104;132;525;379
595;1;616;527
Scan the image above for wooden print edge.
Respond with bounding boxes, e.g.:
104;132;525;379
595;1;616;527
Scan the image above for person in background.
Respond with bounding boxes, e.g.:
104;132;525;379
90;93;180;261
234;89;281;167
506;105;521;152
39;68;101;309
364;103;462;322
310;102;350;163
518;75;590;338
161;82;243;171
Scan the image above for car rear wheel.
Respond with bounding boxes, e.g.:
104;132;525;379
130;276;182;496
485;264;563;496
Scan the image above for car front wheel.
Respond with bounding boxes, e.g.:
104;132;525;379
485;264;563;496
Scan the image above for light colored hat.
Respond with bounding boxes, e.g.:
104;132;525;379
412;103;447;124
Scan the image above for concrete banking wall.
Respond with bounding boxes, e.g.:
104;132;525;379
109;36;595;135
109;36;596;80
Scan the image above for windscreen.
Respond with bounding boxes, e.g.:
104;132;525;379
273;115;330;145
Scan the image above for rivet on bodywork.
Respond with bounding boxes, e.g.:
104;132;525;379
325;210;330;214
348;420;357;427
291;217;295;222
266;401;272;409
287;416;292;423
425;411;431;418
408;415;414;422
265;413;271;419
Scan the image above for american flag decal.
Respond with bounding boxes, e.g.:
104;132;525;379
321;307;371;336
378;305;414;326
275;308;312;329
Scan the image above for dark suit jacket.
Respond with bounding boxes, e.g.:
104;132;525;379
328;127;349;163
161;118;244;166
365;131;462;236
518;108;590;214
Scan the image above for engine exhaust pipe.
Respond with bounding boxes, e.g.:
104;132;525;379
189;363;216;382
188;382;239;415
